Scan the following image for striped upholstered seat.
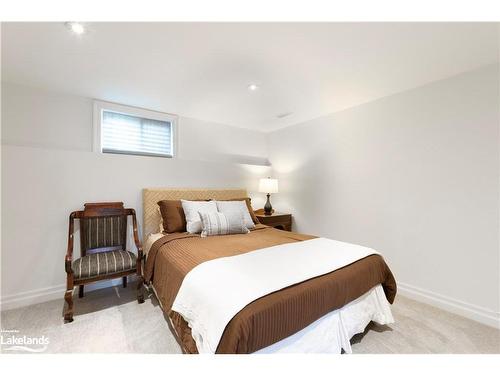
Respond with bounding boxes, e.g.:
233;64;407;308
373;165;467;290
72;250;137;280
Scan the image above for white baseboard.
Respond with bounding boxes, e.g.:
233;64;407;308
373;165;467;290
3;278;499;331
1;284;66;311
398;282;500;329
1;277;136;311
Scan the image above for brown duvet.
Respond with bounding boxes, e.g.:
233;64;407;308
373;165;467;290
144;224;397;354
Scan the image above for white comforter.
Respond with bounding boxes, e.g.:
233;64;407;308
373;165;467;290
171;237;380;353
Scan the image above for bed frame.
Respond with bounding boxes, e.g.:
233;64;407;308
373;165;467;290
142;188;247;242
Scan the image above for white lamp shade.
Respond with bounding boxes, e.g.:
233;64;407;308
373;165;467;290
259;178;278;194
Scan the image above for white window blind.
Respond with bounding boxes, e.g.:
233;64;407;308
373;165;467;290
101;110;173;157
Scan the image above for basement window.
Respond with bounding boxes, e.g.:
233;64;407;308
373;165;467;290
93;101;177;158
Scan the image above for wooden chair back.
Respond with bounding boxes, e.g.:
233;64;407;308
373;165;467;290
79;202;127;257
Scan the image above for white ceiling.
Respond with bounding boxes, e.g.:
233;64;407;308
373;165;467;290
2;22;498;132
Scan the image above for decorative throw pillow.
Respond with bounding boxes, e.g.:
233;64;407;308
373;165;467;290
215;200;255;229
157;200;187;233
216;197;259;224
181;200;218;234
243;198;260;225
199;211;250;237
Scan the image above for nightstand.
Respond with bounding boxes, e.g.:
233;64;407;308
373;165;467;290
255;212;292;231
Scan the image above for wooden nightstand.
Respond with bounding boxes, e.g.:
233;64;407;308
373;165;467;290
255;212;292;231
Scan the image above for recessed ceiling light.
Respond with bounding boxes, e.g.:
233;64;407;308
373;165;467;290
65;22;86;35
247;84;259;91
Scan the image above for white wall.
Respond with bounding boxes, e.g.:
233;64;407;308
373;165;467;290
268;65;500;327
0;82;270;309
1;82;269;164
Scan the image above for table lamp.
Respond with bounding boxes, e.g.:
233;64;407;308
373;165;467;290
259;177;279;215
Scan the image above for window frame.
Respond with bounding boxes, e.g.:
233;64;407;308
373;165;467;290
93;100;178;158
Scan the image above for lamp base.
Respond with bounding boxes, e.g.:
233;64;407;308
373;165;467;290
264;193;273;215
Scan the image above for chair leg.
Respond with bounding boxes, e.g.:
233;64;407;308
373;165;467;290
78;285;84;298
64;289;74;323
122;276;127;288
137;276;145;304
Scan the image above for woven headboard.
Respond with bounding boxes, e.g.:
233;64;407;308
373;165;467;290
142;188;248;241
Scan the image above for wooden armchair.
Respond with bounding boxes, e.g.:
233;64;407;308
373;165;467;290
64;202;144;323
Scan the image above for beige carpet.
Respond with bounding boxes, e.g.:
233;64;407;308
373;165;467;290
1;282;499;354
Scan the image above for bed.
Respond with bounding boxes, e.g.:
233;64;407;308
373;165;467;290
142;188;397;354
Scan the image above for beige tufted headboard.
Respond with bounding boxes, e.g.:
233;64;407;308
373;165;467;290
142;188;248;241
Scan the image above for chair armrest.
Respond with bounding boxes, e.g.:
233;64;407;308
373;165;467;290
65;211;79;274
126;208;143;259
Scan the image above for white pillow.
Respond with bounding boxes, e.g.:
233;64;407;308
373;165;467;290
199;211;249;237
144;232;165;257
157;207;164;232
215;200;255;229
181;200;218;234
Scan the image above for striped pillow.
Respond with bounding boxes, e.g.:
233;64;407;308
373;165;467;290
199;211;250;237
